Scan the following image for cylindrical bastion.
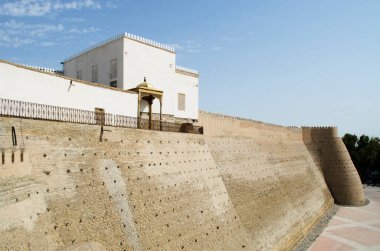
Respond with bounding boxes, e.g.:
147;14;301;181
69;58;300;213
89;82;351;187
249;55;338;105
302;126;366;206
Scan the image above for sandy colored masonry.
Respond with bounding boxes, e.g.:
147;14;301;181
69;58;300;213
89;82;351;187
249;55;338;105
0;112;365;250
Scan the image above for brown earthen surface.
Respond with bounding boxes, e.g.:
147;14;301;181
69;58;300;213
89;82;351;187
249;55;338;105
0;111;364;250
0;117;251;250
302;127;366;206
198;111;334;250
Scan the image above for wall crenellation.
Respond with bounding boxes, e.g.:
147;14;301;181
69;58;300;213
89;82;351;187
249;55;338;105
301;126;338;140
301;126;337;129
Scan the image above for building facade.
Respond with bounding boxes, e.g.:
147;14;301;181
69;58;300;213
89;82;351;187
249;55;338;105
63;33;199;122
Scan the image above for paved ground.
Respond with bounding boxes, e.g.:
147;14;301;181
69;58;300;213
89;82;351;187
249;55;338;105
309;186;380;251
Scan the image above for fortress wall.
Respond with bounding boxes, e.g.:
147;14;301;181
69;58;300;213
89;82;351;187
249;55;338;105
0;117;253;251
301;126;338;143
302;127;366;206
198;111;334;250
0;113;365;250
198;111;302;141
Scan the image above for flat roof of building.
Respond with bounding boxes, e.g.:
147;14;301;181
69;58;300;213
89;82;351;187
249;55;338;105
63;32;176;63
63;32;199;76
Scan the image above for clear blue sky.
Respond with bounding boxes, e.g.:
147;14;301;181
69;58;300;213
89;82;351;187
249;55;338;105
1;0;379;136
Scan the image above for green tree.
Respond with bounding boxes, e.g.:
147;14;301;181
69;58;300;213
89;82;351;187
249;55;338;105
357;135;369;151
342;133;358;152
359;137;380;177
342;134;380;182
343;133;360;170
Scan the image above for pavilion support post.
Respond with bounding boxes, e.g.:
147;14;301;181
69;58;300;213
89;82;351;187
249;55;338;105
159;98;163;131
129;81;163;131
137;92;141;129
148;99;152;130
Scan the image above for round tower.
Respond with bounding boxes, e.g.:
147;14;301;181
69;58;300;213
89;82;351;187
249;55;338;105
302;126;366;206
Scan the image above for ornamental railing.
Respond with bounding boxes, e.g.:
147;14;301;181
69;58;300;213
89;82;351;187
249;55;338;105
0;98;203;134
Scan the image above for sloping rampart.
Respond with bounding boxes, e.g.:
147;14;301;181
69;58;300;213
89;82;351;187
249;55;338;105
198;111;334;250
0;117;251;250
302;127;366;205
0;113;364;250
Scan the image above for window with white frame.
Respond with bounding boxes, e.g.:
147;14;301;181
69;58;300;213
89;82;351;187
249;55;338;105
91;65;98;83
110;59;117;79
76;70;82;80
178;93;186;111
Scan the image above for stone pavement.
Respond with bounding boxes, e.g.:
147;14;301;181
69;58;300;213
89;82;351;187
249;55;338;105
309;185;380;251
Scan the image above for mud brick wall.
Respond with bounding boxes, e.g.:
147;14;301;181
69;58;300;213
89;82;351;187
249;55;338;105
198;112;334;250
0;113;365;251
302;127;366;206
0;117;252;250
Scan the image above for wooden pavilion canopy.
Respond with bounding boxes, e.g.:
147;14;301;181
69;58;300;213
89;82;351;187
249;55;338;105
128;78;163;129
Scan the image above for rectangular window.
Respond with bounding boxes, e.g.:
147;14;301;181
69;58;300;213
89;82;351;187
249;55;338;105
76;70;82;80
91;65;98;83
109;80;117;88
178;93;186;111
110;59;117;79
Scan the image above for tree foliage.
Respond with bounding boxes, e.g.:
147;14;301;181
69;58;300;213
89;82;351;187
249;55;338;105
342;133;380;182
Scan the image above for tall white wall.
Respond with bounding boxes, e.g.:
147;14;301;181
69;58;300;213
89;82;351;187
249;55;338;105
123;38;176;116
174;72;199;120
64;39;124;89
0;62;137;117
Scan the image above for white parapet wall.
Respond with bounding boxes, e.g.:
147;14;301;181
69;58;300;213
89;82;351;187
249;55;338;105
0;60;137;117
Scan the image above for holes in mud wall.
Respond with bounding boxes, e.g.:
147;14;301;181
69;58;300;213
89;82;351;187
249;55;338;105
9;144;215;242
20;150;24;162
11;151;14;163
1;152;4;164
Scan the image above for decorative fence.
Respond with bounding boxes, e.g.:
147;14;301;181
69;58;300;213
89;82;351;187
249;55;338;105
0;98;203;134
14;63;63;75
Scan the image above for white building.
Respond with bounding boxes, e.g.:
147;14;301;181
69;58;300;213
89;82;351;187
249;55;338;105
63;33;199;122
0;60;138;119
